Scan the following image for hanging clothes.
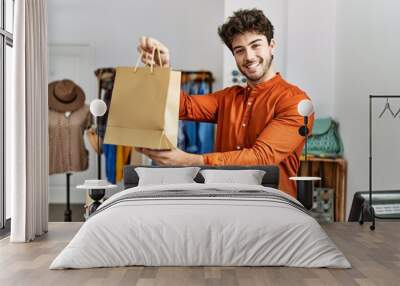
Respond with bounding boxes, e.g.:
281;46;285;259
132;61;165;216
177;121;186;150
197;81;215;153
98;89;113;139
116;145;132;182
179;72;215;154
95;68;132;183
182;82;199;153
95;68;115;140
49;105;92;174
103;144;116;184
102;144;131;184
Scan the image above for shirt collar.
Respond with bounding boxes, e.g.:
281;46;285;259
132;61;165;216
247;72;281;91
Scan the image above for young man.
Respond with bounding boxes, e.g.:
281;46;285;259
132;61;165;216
136;9;313;197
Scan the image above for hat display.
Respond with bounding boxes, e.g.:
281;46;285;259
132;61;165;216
48;79;85;112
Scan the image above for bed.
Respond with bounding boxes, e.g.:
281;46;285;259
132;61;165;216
50;165;350;269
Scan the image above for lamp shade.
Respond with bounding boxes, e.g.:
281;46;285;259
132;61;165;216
297;99;314;117
90;99;107;117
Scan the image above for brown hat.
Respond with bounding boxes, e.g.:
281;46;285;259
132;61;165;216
48;79;85;112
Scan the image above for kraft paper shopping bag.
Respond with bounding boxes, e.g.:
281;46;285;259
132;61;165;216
104;48;181;149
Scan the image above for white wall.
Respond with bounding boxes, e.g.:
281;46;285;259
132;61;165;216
48;0;224;88
335;0;400;218
286;0;336;118
47;0;224;203
223;0;336;119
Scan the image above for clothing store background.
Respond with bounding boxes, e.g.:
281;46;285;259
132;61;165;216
46;0;400;220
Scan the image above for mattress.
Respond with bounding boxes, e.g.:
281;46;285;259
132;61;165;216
50;183;351;269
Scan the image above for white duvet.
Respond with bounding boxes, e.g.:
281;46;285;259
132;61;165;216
50;183;351;269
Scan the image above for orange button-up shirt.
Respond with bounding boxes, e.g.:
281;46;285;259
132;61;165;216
179;73;313;197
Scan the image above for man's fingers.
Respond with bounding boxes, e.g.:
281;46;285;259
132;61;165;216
144;36;168;54
146;151;165;160
146;37;161;50
135;147;144;154
139;53;155;66
140;36;146;48
145;37;153;49
138;36;170;67
141;148;151;156
140;148;156;157
138;47;152;56
142;149;172;160
138;36;156;54
138;47;160;66
143;53;154;62
145;152;165;165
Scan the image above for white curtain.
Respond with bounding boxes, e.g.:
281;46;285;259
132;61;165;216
9;0;49;242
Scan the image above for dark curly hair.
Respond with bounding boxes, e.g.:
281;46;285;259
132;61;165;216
218;9;274;52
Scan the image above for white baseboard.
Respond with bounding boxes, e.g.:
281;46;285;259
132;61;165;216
49;185;86;204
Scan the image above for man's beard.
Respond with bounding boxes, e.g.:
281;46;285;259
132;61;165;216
239;55;274;83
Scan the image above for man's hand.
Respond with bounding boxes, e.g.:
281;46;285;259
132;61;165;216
137;36;170;67
136;147;204;166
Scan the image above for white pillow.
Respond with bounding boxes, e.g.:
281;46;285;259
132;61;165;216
135;167;200;186
200;169;266;185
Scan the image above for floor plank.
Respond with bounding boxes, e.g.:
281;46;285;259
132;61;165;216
0;222;399;286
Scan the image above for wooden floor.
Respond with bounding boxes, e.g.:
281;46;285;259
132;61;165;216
49;203;86;222
0;222;399;286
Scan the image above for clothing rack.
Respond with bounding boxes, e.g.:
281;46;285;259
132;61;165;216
181;70;214;93
360;95;400;230
179;70;215;154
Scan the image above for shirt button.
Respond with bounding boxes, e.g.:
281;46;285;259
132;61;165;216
242;123;246;127
247;102;252;106
236;145;241;150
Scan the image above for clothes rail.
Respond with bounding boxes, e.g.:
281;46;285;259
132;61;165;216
360;95;400;230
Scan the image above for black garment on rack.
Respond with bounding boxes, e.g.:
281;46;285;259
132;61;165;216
98;88;113;139
94;68;116;139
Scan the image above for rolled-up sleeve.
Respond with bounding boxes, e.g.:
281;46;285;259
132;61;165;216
203;93;314;166
179;90;225;123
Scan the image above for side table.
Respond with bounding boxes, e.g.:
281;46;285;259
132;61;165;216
77;180;117;215
299;157;347;222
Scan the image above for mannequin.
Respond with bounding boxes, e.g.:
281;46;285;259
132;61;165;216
48;79;92;221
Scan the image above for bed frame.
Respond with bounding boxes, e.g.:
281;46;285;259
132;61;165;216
123;165;279;189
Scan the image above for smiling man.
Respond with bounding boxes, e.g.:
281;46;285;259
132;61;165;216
136;9;313;197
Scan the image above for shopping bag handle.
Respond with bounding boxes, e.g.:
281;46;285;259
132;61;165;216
134;46;163;73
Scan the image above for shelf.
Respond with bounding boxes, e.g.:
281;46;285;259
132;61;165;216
299;157;347;222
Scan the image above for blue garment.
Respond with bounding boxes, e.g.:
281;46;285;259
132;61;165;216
177;82;190;151
180;79;215;154
181;81;198;153
197;81;215;153
103;144;116;184
177;121;186;150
